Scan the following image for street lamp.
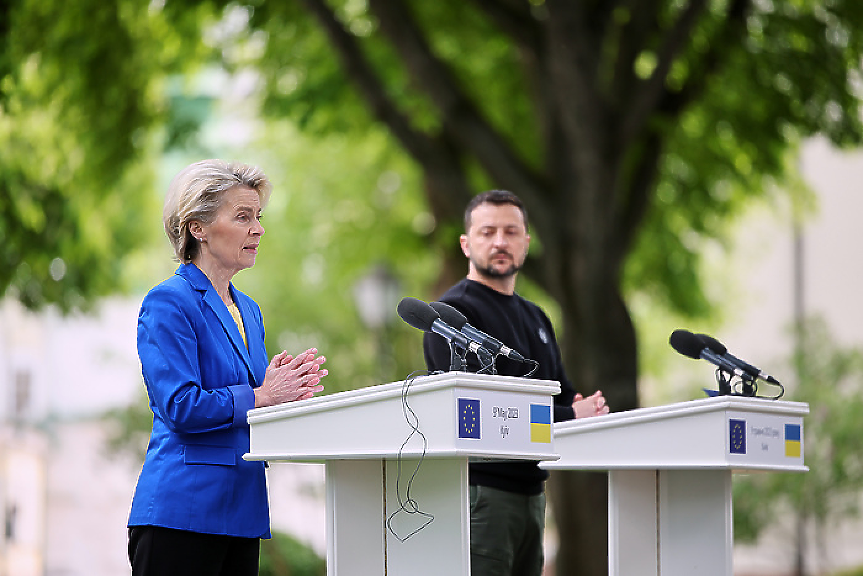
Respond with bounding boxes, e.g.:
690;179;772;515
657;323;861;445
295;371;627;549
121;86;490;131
352;264;401;381
352;264;401;330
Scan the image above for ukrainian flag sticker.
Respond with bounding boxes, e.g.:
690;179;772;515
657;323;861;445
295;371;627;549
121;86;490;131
785;423;802;458
530;404;551;443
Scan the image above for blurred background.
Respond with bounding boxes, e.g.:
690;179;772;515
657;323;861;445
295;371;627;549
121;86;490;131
3;1;863;575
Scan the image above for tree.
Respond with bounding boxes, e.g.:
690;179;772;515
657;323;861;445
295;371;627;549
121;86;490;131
243;2;863;574
10;1;863;574
0;0;225;310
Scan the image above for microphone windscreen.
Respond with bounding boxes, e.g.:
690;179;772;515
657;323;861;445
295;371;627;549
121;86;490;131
397;297;439;332
429;301;467;329
697;333;728;355
669;329;706;359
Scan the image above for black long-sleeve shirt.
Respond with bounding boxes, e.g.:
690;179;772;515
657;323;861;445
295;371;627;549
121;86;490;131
423;278;576;494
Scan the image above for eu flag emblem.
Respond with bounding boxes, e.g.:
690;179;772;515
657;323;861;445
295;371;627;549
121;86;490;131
458;398;481;439
729;419;746;454
530;404;551;443
785;424;801;457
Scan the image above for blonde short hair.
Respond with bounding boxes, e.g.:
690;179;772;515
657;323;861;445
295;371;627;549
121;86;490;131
163;159;272;263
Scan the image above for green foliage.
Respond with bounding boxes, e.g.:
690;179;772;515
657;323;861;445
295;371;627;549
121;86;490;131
251;1;377;134
0;0;225;311
7;0;863;367
260;531;326;576
235;121;437;393
626;1;863;318
246;0;863;331
733;317;863;547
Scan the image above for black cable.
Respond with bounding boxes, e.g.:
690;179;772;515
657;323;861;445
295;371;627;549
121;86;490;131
385;370;435;542
521;358;539;378
475;351;497;375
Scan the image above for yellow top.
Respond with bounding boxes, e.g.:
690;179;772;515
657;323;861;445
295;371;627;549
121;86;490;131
227;302;247;348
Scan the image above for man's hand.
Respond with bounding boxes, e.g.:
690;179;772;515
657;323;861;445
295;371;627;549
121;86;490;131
572;390;609;419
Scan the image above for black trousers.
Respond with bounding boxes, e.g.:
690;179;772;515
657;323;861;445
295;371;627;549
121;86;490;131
128;526;260;576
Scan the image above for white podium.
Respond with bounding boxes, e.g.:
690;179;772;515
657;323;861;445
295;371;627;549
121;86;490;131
245;372;561;576
542;395;808;576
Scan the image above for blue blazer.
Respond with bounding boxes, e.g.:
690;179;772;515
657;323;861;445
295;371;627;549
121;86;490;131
128;263;271;538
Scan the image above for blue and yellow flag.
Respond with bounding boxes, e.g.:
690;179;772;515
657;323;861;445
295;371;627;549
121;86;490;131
530;404;551;443
458;398;481;439
785;423;801;457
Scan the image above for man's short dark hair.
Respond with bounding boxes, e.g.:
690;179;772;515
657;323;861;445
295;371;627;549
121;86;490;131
464;190;529;233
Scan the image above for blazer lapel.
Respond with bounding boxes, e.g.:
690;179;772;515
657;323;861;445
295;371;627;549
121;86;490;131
179;264;259;386
205;288;255;368
234;294;266;386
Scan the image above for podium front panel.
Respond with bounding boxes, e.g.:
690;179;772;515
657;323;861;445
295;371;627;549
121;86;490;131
544;395;808;472
246;372;561;463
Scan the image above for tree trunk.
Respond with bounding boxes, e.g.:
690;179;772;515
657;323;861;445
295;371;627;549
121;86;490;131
550;282;638;576
548;471;609;576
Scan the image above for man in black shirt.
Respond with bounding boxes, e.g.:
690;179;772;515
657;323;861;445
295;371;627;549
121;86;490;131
423;189;609;576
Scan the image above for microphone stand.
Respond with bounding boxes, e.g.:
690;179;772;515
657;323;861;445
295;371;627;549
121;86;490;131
448;341;467;371
447;342;497;375
714;370;757;397
716;370;732;396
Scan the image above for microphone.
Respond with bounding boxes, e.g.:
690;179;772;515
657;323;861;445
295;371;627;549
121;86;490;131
696;333;782;385
668;329;751;384
397;297;486;357
429;301;527;363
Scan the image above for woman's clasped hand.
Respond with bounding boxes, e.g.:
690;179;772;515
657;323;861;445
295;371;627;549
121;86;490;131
254;347;328;408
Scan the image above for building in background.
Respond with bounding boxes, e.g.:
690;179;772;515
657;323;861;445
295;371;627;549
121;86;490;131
0;299;52;576
0;428;47;576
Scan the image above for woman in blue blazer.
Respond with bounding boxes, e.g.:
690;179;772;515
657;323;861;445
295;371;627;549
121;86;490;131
128;160;328;576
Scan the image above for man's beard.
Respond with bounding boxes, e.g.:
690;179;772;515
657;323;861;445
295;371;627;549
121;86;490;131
472;252;523;279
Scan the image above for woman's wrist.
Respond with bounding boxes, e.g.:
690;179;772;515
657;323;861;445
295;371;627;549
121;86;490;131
253;387;271;408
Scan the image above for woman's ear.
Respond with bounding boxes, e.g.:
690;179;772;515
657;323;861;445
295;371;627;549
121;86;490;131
189;221;205;242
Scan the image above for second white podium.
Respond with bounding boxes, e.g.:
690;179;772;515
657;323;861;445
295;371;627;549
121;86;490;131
245;372;561;576
542;395;808;576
